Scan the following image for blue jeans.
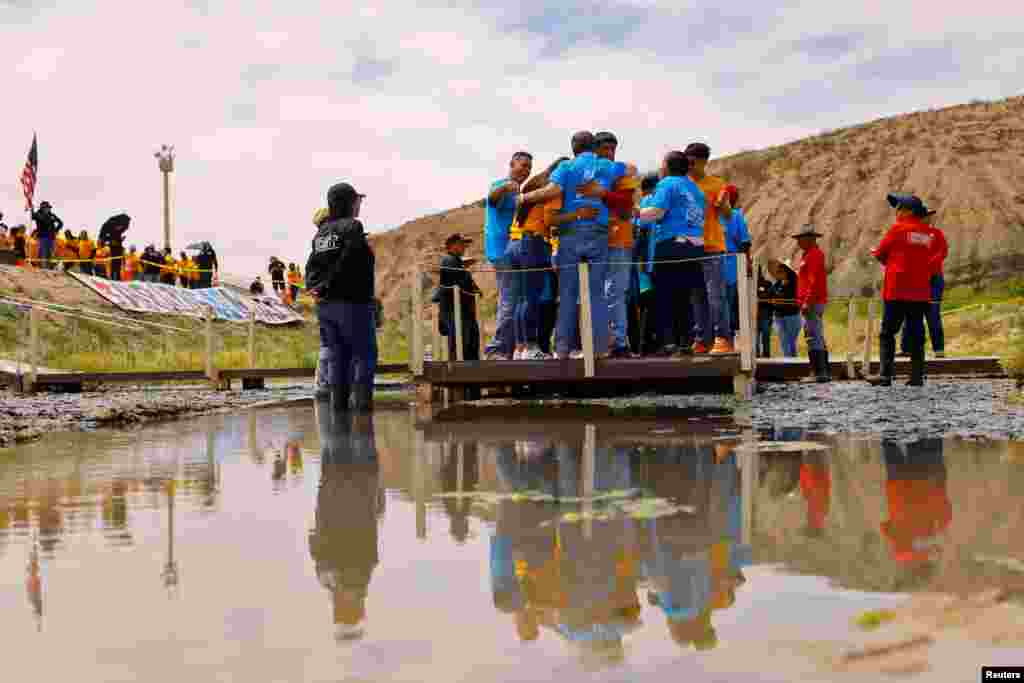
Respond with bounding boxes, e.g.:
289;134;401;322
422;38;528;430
694;253;730;344
725;282;738;336
317;301;374;390
902;274;944;353
506;235;548;346
38;236;55;268
775;313;801;357
605;246;631;350
801;304;827;352
555;229;609;356
484;256;515;356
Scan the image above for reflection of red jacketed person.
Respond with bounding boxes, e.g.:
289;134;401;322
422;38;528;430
881;478;952;564
799;462;831;532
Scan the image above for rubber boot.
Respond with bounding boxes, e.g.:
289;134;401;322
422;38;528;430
907;347;925;387
868;336;895;386
330;384;351;413
801;352;819;384
351;382;374;413
815;350;832;383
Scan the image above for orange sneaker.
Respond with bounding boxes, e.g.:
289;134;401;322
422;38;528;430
692;341;709;354
710;337;735;354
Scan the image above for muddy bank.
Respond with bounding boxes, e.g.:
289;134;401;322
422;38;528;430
0;383;321;448
465;379;1024;440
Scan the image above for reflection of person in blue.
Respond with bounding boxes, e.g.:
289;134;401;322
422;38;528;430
308;409;381;642
643;439;750;650
880;438;950;574
488;438;643;663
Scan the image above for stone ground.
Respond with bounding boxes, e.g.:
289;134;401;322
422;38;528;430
0;382;319;448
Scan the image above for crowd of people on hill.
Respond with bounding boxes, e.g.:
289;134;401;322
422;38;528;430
0;202;224;290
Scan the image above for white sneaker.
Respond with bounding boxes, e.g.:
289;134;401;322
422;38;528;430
511;349;522;360
484;351;512;361
522;346;550;360
569;350;585;359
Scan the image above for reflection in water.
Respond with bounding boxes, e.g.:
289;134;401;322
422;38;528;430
309;405;382;642
0;408;1022;681
483;430;753;664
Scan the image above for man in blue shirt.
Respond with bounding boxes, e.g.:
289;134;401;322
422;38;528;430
721;185;752;340
636;151;706;356
484;151;533;360
520;131;630;359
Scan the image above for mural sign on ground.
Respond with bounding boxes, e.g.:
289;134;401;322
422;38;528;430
69;272;303;325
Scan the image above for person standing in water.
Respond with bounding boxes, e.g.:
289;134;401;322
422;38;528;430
305;182;375;412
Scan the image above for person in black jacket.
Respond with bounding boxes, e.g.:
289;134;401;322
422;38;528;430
305;182;375;413
31;201;63;269
438;233;482;363
756;266;773;357
98;214;130;282
142;245;162;282
194;243;218;288
767;259;801;358
269;257;286;295
250;277;265;295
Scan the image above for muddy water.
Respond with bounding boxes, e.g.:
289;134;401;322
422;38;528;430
1;405;1023;682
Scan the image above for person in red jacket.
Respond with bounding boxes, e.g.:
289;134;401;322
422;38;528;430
799;454;831;537
880;438;950;570
868;194;945;386
792;225;830;382
900;208;949;358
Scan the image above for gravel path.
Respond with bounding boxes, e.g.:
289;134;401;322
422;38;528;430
0;383;318;448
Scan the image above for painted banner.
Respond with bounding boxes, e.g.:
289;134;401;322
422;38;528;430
69;272;303;325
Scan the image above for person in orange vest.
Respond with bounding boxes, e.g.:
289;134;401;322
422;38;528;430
123;245;140;281
59;230;78;271
287;263;302;305
178;251;192;289
792;225;830;382
880;438;951;569
12;226;28;267
78;230;95;275
868;193;947;387
27;232;39;268
95;243;111;279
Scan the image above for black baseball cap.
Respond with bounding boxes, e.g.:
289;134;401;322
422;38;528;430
641;173;659;192
684;143;711;159
886;193;928;217
327;182;366;204
445;233;473;246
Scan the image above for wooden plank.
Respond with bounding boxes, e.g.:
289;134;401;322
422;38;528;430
736;255;752;371
579;262;595;377
420;355;742;385
756;356;1004;381
454;285;464;362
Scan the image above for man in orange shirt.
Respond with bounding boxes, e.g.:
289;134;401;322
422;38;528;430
792;225;831;383
596;132;642;357
685;143;733;354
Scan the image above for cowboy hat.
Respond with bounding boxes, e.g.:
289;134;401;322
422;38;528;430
768;257;797;276
790;224;822;239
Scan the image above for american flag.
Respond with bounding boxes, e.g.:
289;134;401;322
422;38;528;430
20;134;38;211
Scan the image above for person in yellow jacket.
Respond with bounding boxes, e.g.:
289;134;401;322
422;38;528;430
59;230;78;271
78;230;95;275
178;251;193;289
188;252;201;287
160;247;177;285
123;245;140;281
27;234;39;268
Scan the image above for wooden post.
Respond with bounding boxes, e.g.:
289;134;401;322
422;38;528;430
579;261;595;378
248;308;256;369
453;285;464;362
28;305;40;391
736;255;753;372
204;305;216;382
411;266;423;375
432;305;443;365
862;292;876;377
846;298;856;380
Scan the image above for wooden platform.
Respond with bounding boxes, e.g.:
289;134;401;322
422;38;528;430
757;355;1004;381
0;361;411;392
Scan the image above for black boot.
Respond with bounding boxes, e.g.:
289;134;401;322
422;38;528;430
868;335;895;386
330;384;351;413
351;382;374;413
907;347;925;387
815;350;832;383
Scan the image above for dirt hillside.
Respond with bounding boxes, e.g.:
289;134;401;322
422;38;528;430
370;95;1024;325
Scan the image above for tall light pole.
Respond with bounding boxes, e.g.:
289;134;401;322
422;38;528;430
154;145;175;252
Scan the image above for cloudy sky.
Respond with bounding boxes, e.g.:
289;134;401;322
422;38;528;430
2;0;1021;278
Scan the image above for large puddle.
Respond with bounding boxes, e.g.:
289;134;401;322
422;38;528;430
1;405;1023;681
